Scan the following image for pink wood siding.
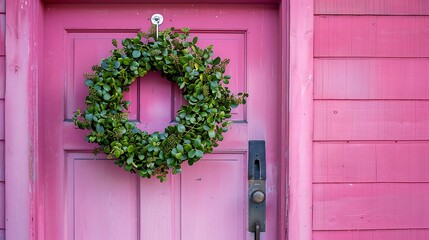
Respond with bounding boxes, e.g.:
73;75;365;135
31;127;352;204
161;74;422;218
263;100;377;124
315;0;429;16
315;16;429;57
313;1;429;239
314;59;429;100
0;0;4;238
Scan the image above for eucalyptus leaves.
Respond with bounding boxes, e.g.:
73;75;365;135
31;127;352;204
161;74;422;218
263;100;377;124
73;27;248;182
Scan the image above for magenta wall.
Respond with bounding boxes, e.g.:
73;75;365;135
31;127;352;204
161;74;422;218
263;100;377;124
313;0;429;239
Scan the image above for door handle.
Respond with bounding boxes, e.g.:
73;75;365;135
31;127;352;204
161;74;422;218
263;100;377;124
255;222;261;240
248;140;266;238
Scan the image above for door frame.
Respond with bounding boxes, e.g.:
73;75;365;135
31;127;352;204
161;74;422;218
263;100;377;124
5;0;314;239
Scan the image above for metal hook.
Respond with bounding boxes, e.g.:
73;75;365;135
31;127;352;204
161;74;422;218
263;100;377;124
151;14;164;40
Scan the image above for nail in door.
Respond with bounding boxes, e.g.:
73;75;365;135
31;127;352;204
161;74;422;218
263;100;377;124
43;4;279;240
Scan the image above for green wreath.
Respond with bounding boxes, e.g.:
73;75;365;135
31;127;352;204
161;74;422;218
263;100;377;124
73;27;248;182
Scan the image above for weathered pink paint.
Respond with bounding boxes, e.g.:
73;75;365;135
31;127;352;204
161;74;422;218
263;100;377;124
5;0;286;239
70;154;139;240
314;142;429;183
314;183;429;230
313;1;429;240
314;59;429;100
315;16;429;57
277;1;289;239
0;57;5;100
43;4;280;240
0;1;4;14
0;14;4;56
314;100;429;140
314;229;429;240
315;0;429;15
5;0;43;240
0;102;3;140
0;142;4;181
288;0;313;240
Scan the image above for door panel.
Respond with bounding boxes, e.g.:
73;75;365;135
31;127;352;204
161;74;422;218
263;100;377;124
67;153;139;240
43;4;279;240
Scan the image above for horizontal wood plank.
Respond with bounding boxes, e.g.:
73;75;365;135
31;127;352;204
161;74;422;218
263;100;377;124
313;142;376;182
315;16;429;57
314;58;429;100
0;101;3;140
0;57;4;99
313;183;429;230
314;142;429;183
315;0;429;15
0;14;3;56
314;100;429;141
314;229;429;240
0;141;3;181
0;183;3;229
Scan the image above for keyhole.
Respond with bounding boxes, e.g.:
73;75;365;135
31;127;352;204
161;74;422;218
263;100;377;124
254;159;260;179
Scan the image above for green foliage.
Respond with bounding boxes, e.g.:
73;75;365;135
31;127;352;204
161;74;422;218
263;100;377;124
73;27;248;182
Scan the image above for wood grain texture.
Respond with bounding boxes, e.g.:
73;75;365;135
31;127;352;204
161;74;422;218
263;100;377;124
314;100;429;141
66;31;139;121
315;0;429;15
313;1;429;238
3;0;41;238
45;5;280;240
313;183;429;230
181;155;244;240
0;57;4;99
73;159;138;240
0;14;3;56
0;183;3;229
314;59;429;100
67;31;246;126
314;229;429;240
0;141;3;181
0;100;3;140
139;176;178;240
289;0;314;239
313;142;376;183
315;16;429;57
314;142;429;183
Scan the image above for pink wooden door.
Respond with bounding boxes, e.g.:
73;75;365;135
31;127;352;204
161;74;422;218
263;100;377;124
42;4;279;240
